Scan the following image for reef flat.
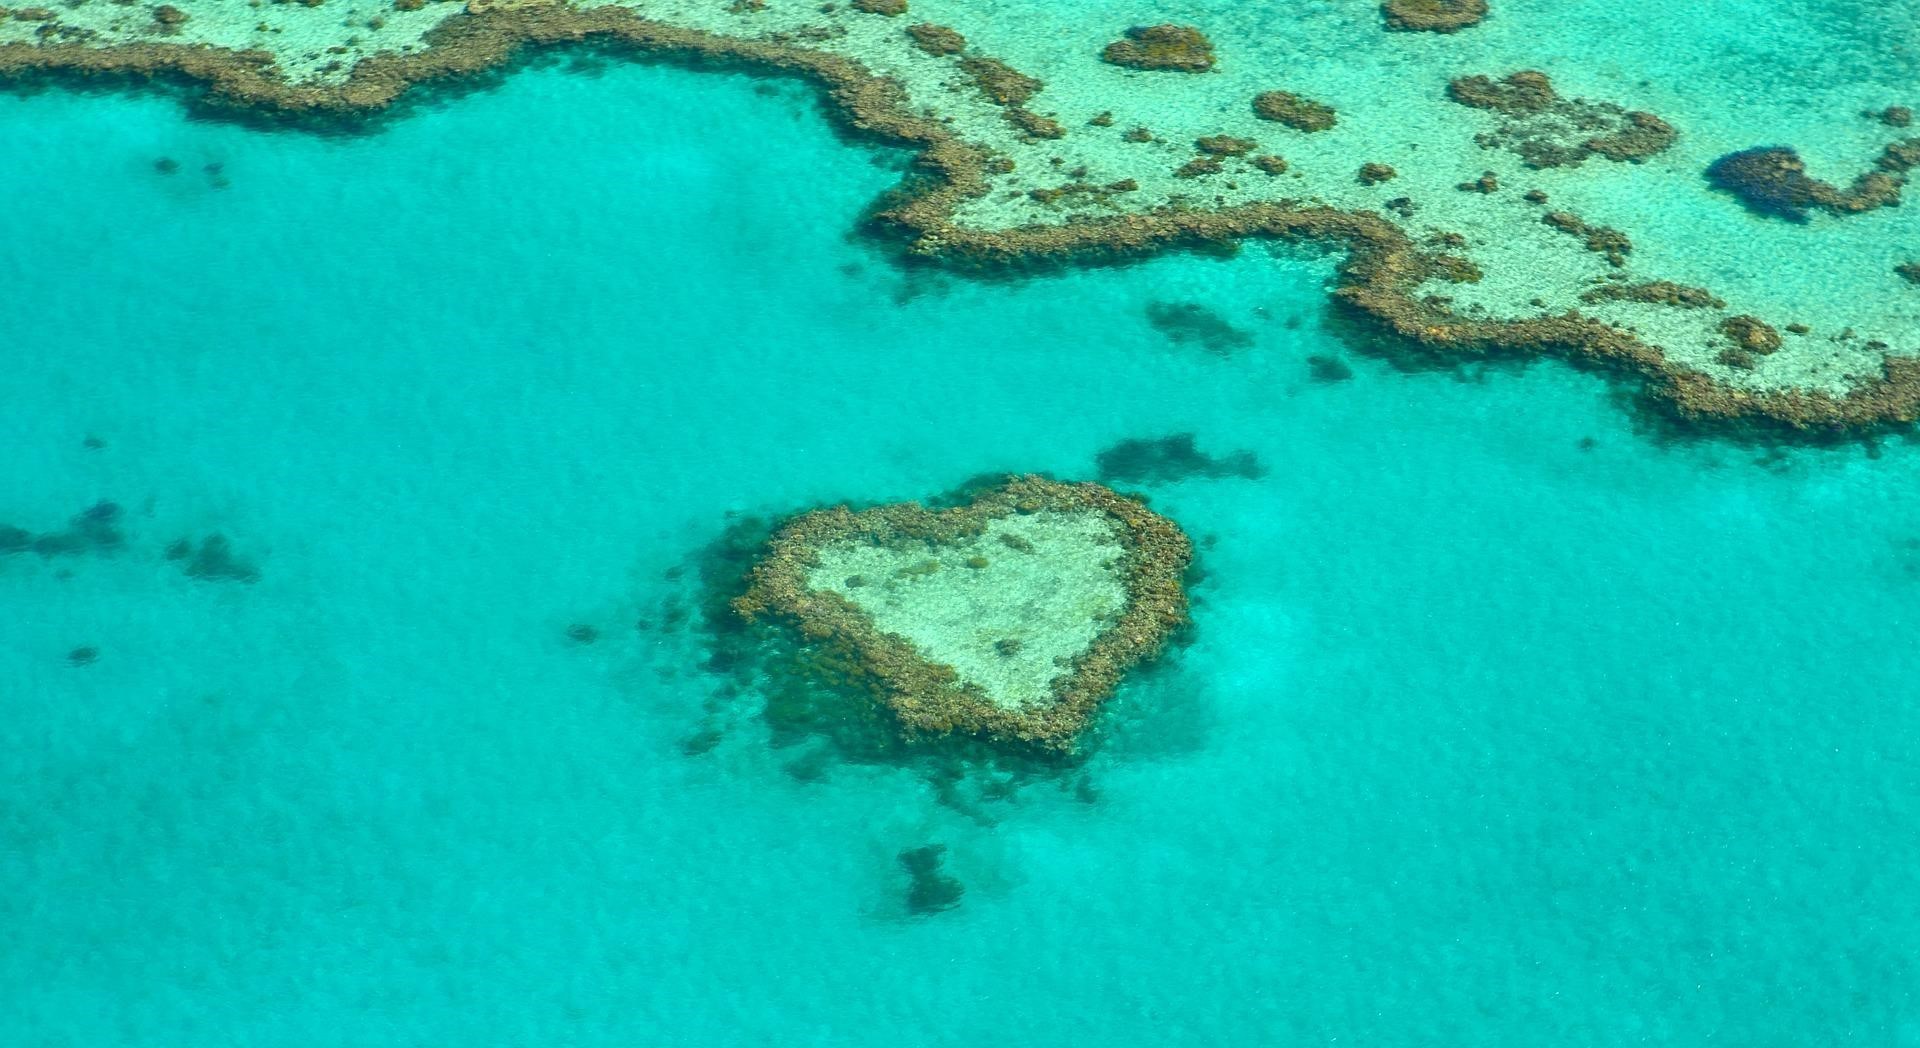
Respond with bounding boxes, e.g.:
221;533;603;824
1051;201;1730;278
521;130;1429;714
7;0;1919;430
733;476;1190;749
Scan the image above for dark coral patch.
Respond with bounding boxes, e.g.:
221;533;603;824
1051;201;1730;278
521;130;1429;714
1307;355;1355;382
1542;211;1630;267
4;501;126;559
904;22;964;56
1706;145;1909;221
1100;25;1216;72
1580;281;1726;310
1381;0;1487;33
1145;302;1253;354
1358;162;1397;185
1253;90;1336;132
899;845;964;914
957;54;1040;106
1195;134;1256;156
1720;314;1783;355
169;534;262;583
1095;434;1265;485
1449;71;1674;167
1447;71;1555;114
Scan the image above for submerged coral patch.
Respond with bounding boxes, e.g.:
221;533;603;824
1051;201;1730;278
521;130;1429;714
1145;301;1253;354
1095;434;1265;485
898;845;963;914
2;501;125;558
165;533;262;583
733;476;1190;749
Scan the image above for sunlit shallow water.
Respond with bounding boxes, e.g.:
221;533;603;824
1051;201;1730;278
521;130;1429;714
3;49;1919;1047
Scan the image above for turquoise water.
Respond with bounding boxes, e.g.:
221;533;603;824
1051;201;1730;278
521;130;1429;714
4;48;1920;1048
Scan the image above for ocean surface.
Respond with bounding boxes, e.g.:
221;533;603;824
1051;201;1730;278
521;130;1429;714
4;29;1920;1048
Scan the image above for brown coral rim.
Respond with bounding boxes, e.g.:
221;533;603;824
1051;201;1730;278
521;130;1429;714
1;7;1916;433
732;476;1192;749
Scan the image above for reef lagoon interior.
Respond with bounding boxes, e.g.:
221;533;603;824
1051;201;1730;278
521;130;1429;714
5;1;1920;1044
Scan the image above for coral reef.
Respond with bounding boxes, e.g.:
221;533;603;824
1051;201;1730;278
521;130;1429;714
1094;434;1265;484
1174;156;1222;179
903;22;963;56
1099;24;1215;72
1542;210;1631;267
1144;301;1253;354
1253;91;1336;132
1580;281;1726;310
1457;170;1498;193
957;54;1039;107
733;476;1192;750
1358;162;1396;185
1448;71;1674;168
1706;144;1912;221
1720;314;1783;355
851;0;905;15
1381;0;1488;33
1195;134;1256;156
0;3;1914;432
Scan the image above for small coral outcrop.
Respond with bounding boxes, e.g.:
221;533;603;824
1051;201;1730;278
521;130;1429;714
1100;25;1216;72
1381;0;1488;33
1253;91;1337;132
904;22;965;55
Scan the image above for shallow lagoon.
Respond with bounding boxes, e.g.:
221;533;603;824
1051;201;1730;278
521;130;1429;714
3;51;1920;1046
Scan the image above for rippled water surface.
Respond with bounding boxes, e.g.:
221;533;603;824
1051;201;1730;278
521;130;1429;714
4;19;1920;1046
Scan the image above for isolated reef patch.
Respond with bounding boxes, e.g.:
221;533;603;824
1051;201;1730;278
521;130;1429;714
1382;0;1488;33
1095;434;1266;485
1254;90;1337;132
733;476;1191;750
1145;301;1253;354
1448;71;1675;168
1705;144;1915;221
1099;25;1215;73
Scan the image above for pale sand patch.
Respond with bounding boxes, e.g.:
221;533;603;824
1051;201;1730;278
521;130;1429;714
806;510;1126;710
